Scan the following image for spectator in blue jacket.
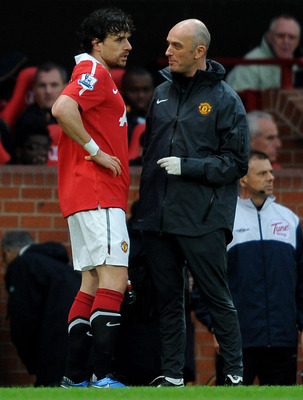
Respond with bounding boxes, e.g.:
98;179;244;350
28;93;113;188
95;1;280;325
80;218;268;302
210;150;303;385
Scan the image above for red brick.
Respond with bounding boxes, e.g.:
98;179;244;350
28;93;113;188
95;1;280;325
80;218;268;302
0;216;19;227
21;188;52;199
36;201;61;213
54;216;68;228
281;192;303;203
1;173;12;185
4;201;35;213
0;187;19;199
38;230;69;244
21;216;52;228
46;176;58;186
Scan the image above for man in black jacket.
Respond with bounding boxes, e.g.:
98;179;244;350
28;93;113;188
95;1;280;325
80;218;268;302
135;18;250;387
2;231;81;386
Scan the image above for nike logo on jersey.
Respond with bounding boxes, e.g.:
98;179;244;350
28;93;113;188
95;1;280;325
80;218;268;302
106;322;121;327
113;88;118;94
86;331;92;337
157;99;168;104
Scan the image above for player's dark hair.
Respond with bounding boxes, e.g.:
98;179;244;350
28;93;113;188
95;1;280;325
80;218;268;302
79;7;135;53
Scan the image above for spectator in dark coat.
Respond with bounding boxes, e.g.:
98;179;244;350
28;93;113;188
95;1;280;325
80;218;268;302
1;231;81;387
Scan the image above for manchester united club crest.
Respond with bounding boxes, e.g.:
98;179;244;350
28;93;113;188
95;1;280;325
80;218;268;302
199;102;212;115
121;241;129;253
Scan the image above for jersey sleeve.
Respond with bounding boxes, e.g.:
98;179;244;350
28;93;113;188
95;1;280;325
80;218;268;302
62;61;107;112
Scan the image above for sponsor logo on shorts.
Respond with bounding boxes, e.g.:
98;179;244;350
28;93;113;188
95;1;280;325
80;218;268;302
121;241;128;253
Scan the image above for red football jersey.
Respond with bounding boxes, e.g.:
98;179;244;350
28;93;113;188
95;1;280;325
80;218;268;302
58;54;130;218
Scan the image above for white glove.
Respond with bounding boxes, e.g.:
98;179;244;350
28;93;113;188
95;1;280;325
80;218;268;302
157;157;181;175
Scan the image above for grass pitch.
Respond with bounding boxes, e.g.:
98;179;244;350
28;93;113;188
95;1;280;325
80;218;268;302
1;386;303;400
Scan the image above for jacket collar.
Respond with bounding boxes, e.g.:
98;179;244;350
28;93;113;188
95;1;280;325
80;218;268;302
159;59;226;85
238;195;276;211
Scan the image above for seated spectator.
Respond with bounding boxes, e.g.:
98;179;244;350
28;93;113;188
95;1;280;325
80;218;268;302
15;62;68;165
13;124;51;165
247;111;282;169
226;15;301;91
1;231;81;387
121;66;154;146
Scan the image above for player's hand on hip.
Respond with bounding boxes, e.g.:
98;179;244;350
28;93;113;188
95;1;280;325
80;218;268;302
85;150;121;177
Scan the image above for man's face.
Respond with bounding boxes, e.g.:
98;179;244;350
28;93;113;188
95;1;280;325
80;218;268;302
122;74;154;113
34;69;65;109
165;25;198;77
251;118;281;163
21;135;50;165
99;32;132;69
1;248;16;268
243;158;274;198
266;18;300;58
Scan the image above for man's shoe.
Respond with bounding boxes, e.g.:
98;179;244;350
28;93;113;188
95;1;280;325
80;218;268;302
90;376;126;388
224;374;243;386
149;376;184;387
60;376;89;388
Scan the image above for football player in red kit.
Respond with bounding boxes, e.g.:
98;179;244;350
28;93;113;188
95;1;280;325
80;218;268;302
52;7;134;388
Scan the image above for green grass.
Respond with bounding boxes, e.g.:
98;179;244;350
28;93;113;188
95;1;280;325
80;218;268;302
1;386;303;400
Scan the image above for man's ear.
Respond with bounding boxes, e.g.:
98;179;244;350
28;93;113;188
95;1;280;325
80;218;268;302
92;38;101;51
240;176;247;188
194;45;206;60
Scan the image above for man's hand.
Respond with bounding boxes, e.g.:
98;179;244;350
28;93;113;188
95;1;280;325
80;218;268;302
85;150;121;177
157;157;181;175
213;334;220;354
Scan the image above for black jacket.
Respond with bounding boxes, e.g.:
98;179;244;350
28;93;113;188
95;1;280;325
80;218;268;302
5;242;81;386
135;61;249;240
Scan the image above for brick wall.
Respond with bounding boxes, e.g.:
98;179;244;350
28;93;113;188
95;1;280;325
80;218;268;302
1;165;303;386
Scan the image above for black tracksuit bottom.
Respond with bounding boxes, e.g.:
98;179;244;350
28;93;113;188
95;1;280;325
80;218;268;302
143;229;243;380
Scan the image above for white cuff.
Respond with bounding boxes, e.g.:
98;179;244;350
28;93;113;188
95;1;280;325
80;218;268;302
84;138;99;157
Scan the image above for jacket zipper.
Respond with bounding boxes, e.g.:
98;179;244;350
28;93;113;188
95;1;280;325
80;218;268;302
159;81;195;232
257;210;271;347
159;115;179;233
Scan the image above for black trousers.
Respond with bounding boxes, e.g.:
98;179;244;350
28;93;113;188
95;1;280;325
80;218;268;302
143;229;243;379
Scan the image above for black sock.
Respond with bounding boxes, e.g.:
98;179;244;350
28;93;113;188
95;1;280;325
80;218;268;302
90;309;121;379
65;317;93;382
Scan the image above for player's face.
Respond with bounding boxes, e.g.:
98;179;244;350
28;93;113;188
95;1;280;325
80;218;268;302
34;69;66;109
99;32;132;69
